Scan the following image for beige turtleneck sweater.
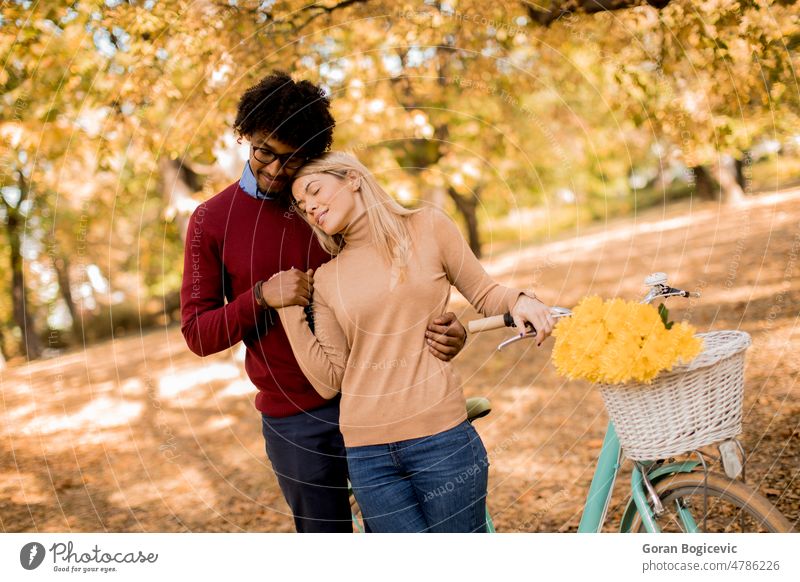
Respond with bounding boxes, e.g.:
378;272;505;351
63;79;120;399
276;206;532;447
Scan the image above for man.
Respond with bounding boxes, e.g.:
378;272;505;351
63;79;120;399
180;72;467;533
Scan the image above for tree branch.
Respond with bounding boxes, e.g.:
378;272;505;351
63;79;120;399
521;0;672;27
283;0;372;32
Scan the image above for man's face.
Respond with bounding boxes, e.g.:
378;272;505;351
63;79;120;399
247;130;303;195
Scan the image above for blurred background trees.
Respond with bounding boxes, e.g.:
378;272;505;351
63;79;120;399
1;0;798;361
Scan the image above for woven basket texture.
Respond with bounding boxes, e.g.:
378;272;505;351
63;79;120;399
598;331;752;461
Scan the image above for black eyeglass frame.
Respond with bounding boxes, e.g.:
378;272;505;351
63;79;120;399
250;144;308;170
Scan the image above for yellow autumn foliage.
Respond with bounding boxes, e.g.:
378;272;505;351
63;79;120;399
551;296;703;385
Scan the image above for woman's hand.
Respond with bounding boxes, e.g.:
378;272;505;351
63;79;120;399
510;293;555;347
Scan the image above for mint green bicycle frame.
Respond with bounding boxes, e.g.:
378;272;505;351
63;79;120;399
576;421;701;533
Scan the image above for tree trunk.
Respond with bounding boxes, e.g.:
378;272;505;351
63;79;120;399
716;155;745;205
161;157;201;244
446;186;482;259
52;253;80;338
734;157;745;189
690;161;745;205
6;211;41;360
0;326;7;369
734;152;750;192
690;165;717;200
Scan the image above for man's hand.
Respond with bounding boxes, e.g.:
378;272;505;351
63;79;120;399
262;268;314;308
425;312;467;361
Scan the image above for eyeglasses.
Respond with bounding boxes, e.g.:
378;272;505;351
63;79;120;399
251;144;308;170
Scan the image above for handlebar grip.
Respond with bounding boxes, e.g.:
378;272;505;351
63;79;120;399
468;313;515;334
670;287;692;298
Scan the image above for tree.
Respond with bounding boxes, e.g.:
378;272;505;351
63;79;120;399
2;0;798;358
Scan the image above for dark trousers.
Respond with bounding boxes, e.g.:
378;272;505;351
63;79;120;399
260;398;353;532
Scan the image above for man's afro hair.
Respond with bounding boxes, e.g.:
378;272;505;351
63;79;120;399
234;71;335;156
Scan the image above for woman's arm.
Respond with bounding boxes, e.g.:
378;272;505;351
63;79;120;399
432;207;528;314
276;286;349;399
431;207;555;343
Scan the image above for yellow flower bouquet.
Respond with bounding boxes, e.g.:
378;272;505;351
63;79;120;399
551;296;703;385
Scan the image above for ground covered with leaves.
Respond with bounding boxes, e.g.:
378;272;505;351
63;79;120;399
2;191;798;533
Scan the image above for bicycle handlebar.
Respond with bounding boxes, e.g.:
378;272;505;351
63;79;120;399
467;310;568;334
467;273;699;337
467;313;515;333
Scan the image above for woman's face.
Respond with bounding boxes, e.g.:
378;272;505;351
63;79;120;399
292;171;361;235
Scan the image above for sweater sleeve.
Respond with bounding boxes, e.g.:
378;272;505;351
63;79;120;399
276;288;349;400
180;205;265;356
431;207;533;316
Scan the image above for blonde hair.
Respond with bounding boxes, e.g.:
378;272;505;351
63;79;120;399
293;151;420;276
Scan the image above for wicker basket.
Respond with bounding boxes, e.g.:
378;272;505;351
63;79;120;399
598;331;752;461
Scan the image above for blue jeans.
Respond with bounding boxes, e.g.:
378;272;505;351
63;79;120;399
346;420;489;533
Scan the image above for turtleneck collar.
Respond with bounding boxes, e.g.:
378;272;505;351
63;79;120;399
341;210;373;249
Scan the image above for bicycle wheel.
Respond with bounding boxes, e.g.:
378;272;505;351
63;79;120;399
630;471;793;532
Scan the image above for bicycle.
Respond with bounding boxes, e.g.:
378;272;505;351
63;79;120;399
462;272;793;533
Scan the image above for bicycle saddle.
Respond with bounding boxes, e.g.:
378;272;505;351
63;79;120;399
466;397;492;422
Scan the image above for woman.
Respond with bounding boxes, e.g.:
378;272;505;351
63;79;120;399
276;152;555;532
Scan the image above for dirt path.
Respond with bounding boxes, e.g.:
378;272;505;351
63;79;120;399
2;190;798;532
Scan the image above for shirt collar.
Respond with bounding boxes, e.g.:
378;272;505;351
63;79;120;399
239;161;276;200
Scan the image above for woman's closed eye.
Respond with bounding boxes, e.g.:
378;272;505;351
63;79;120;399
293;187;320;215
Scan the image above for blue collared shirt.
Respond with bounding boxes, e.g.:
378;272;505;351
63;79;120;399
239;161;277;200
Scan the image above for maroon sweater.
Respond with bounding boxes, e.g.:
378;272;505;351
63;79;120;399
180;181;332;417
